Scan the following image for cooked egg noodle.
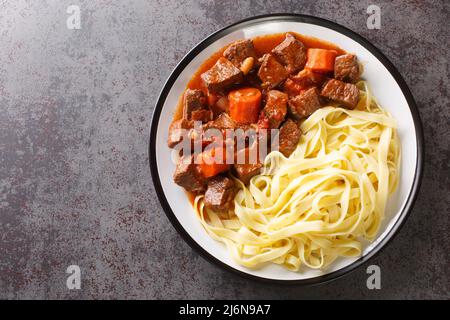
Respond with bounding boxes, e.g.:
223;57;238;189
194;81;400;271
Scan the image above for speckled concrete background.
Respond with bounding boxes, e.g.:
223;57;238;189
0;0;448;300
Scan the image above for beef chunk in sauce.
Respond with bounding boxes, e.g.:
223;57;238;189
233;145;262;185
262;90;288;128
278;119;301;157
167;118;193;149
288;87;322;119
204;175;236;212
272;33;307;74
334;54;360;83
173;155;206;192
201;57;243;93
223;39;258;69
183;89;207;120
203;113;258;155
204;112;237;130
191;109;213;123
257;54;289;89
234;162;262;185
320;79;360;109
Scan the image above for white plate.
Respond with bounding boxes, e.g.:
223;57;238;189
149;14;424;284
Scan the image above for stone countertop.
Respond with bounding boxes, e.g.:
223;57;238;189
0;0;448;299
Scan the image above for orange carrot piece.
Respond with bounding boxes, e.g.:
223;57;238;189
228;87;262;124
305;48;337;73
197;147;230;178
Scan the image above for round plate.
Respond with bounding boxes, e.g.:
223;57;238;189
149;14;424;284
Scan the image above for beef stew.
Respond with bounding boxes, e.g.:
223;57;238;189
168;32;362;211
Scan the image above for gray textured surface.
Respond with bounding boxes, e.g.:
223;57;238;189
0;0;448;300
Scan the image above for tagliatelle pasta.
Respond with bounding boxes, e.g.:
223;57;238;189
194;81;400;271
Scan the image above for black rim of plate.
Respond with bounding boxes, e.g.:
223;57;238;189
149;14;424;285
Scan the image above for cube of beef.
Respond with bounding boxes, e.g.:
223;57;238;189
320;79;360;109
272;33;307;74
191;109;213;123
173;155;206;192
334;54;360;83
201;57;243;93
288;87;322;119
203;112;237;130
233;145;262;185
278;119;301;157
234;162;262;185
262;90;288;128
183;89;206;120
204;175;236;212
167;118;193;149
257;54;289;89
223;39;258;68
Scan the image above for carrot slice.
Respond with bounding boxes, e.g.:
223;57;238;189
305;48;337;73
197;146;230;178
228;87;262;124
